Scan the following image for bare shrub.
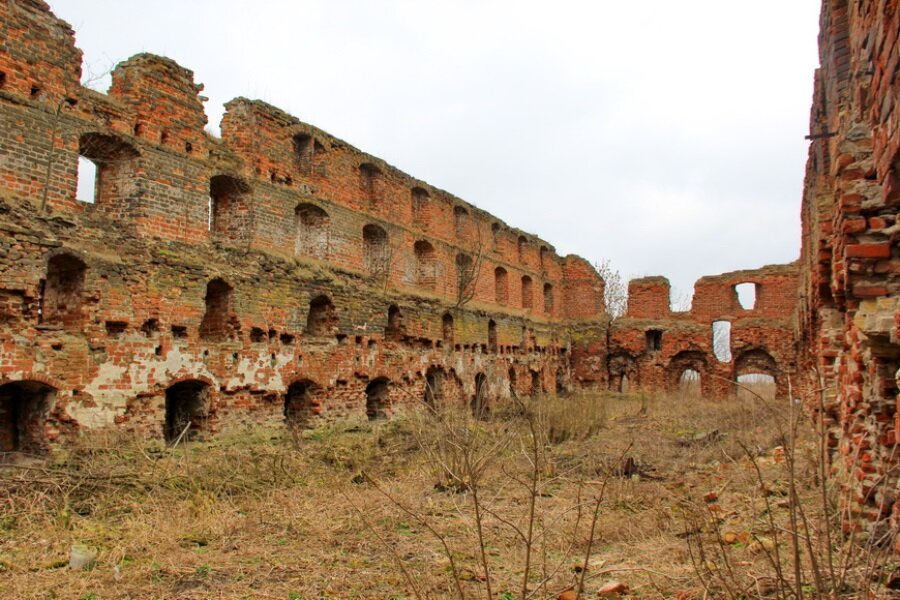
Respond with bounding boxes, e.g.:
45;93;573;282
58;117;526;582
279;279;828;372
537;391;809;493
681;379;900;599
527;391;609;445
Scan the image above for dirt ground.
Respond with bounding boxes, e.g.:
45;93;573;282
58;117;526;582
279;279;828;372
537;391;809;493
1;389;896;599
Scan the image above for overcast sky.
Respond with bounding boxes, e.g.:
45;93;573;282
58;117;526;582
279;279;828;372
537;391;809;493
50;0;821;307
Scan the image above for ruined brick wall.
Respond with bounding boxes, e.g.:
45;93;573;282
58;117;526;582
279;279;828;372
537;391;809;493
799;0;900;542
573;264;800;399
0;0;813;457
0;0;603;448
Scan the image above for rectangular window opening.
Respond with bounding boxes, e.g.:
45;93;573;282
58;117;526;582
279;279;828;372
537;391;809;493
646;329;662;352
76;156;98;203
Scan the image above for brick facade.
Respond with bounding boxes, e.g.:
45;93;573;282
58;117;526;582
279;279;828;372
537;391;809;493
570;265;799;399
0;0;603;449
1;0;852;489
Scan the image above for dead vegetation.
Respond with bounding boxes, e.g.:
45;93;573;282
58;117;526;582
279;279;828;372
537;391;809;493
0;386;897;599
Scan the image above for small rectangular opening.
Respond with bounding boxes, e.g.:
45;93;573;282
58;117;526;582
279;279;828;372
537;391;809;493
105;321;127;338
76;156;98;203
171;325;188;339
735;282;757;310
712;321;732;362
141;319;160;337
646;329;662;352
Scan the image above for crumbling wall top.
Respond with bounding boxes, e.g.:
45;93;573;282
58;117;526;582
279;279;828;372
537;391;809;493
0;0;82;101
110;53;208;155
691;263;799;321
626;276;671;319
562;256;605;319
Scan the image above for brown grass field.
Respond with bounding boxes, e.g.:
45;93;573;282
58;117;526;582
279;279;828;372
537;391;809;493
1;386;897;599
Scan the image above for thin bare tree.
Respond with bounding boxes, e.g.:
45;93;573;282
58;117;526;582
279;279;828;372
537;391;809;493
593;259;627;318
455;230;486;308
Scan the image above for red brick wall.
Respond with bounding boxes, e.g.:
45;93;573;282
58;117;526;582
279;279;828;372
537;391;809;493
0;0;812;463
591;264;800;399
626;277;671;319
0;0;584;446
798;0;900;543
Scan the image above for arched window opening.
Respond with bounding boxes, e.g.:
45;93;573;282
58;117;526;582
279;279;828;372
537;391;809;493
712;320;732;362
76;156;97;203
295;203;330;259
164;380;210;443
543;283;554;314
209;175;252;242
555;369;565;394
668;351;707;395
0;381;55;453
293;133;324;176
521;275;533;309
517;236;527;263
455;253;475;304
386;305;404;341
508;367;517;397
540;246;549;269
294;133;313;169
472;373;488;418
734;348;778;398
284;379;319;428
454;206;469;238
411;187;430;225
306;295;337;337
77;133;139;205
488;319;498;353
494;267;508;304
736;373;776;400
735;282;757;310
359;162;382;205
41;253;86;328
442;312;454;346
413;240;436;289
199;278;236;341
424;367;444;408
646;329;663;352
363;224;390;278
679;369;701;393
366;378;390;421
530;370;542;394
491;222;501;250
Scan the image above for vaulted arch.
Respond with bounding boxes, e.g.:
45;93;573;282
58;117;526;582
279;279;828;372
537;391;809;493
413;240;436;289
363;224;389;277
0;380;56;453
295;203;330;259
41;253;86;328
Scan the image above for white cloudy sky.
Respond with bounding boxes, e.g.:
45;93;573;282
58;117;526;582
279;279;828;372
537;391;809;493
51;0;821;306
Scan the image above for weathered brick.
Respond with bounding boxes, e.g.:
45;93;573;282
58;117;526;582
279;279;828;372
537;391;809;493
845;243;893;258
798;0;900;545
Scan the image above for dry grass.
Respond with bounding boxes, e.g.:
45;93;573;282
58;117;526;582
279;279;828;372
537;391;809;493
0;389;895;599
